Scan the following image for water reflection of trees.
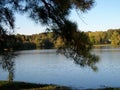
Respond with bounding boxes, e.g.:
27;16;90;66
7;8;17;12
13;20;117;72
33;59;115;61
0;49;99;84
0;52;17;82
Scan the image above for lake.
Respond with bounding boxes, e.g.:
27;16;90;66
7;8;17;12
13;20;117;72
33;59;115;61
0;48;120;89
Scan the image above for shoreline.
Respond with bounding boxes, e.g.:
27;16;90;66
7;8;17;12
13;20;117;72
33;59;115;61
93;44;111;47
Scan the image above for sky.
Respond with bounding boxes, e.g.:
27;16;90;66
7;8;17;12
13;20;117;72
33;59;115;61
15;0;120;35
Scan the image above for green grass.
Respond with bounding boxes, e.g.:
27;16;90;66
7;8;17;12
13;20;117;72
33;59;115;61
0;81;120;90
0;81;71;90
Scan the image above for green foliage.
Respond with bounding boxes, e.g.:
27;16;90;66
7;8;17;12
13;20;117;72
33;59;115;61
42;39;54;49
0;0;94;53
87;29;120;46
111;31;120;45
0;81;71;90
0;52;17;82
88;31;107;44
55;37;64;48
0;0;99;69
57;31;99;71
0;0;94;34
0;35;17;52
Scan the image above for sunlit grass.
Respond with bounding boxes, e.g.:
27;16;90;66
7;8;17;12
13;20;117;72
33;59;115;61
0;81;120;90
0;81;71;90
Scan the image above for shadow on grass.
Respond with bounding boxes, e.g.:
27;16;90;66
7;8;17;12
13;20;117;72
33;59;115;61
0;81;120;90
0;81;71;90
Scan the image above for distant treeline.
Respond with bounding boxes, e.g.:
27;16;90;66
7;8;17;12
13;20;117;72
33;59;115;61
0;32;64;51
0;29;120;52
14;32;64;50
87;29;120;45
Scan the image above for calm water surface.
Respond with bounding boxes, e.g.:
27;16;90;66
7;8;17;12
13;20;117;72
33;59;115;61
0;48;120;89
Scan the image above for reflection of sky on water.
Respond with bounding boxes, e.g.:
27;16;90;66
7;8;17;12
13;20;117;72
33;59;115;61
0;49;120;89
92;48;120;88
0;69;8;80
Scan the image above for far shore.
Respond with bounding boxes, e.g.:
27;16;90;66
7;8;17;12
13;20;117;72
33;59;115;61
93;44;120;48
93;44;111;46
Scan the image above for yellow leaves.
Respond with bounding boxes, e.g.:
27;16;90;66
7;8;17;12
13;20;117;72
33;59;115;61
111;31;120;45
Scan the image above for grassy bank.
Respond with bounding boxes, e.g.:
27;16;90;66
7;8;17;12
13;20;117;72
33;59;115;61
0;81;71;90
0;81;120;90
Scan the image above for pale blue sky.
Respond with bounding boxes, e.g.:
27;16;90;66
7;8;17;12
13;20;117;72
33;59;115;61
15;0;120;35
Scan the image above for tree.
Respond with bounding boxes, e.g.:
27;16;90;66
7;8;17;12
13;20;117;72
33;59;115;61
0;0;99;69
0;0;94;31
88;32;95;44
55;37;64;48
100;32;107;44
42;39;54;49
0;52;17;82
57;31;99;70
107;29;115;40
111;31;120;45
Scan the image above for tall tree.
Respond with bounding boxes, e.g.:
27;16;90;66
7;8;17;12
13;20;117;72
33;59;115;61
111;31;120;45
0;0;94;48
0;0;99;68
